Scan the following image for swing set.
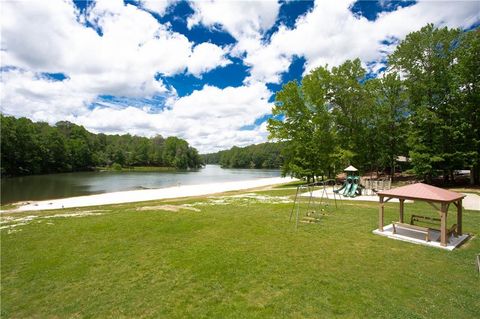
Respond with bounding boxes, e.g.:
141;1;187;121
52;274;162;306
289;179;340;230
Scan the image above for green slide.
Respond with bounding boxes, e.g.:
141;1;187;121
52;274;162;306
334;181;347;194
348;182;358;197
347;177;361;197
335;175;362;197
342;181;353;196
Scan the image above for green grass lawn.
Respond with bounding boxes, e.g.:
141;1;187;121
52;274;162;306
1;189;479;318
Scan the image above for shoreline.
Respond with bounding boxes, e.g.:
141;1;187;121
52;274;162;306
4;177;294;213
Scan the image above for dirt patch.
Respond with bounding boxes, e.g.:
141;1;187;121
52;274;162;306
0;210;107;231
136;205;201;212
188;193;293;207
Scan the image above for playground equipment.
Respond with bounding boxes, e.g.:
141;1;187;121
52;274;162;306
362;177;392;195
334;165;363;197
290;180;339;230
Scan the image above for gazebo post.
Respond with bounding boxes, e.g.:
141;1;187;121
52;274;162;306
379;196;384;231
457;199;462;235
399;199;405;223
440;203;448;247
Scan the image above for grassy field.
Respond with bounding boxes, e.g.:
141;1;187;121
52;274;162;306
1;187;479;318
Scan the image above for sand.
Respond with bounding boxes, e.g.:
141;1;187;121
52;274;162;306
6;177;294;212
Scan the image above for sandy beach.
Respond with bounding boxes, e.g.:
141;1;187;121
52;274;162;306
6;177;294;212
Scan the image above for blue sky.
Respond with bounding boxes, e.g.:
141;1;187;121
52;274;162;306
1;0;479;152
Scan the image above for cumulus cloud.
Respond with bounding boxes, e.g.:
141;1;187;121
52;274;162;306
1;0;230;97
187;0;282;81
187;42;232;77
1;0;236;152
75;82;273;153
168;82;273;152
0;69;95;123
139;0;177;16
1;0;479;153
187;0;280;40
246;0;480;83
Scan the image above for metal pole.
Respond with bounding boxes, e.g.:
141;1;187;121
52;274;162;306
290;185;300;222
295;195;300;230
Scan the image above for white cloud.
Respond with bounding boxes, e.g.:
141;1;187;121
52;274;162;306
187;42;232;77
140;0;177;16
1;0;231;98
187;0;280;39
1;0;479;154
1;0;236;151
246;0;480;83
0;69;95;123
1;0;83;71
74;82;273;153
187;0;282;82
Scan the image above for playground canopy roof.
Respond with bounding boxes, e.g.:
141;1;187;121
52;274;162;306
344;165;358;172
377;183;465;203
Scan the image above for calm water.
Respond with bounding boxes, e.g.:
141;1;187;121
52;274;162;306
0;165;281;204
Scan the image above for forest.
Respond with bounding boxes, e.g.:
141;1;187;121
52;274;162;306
268;25;479;184
0;116;202;176
202;142;285;169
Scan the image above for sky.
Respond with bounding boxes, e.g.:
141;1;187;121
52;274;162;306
1;0;479;153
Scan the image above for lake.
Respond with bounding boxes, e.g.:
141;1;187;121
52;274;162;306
0;165;281;204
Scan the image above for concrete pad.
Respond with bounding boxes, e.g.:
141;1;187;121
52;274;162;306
303;189;479;211
301;189;411;203
462;193;480;211
373;224;470;251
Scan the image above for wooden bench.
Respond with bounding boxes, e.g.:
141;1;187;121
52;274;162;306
392;222;431;242
410;214;440;226
410;214;458;239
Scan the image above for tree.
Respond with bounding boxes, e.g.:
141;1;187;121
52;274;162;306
328;59;372;170
163;136;198;169
0;115;20;175
0;116;202;176
389;24;477;183
364;73;409;178
37;123;68;172
11;117;42;174
452;29;480;184
205;142;284;169
268;65;336;181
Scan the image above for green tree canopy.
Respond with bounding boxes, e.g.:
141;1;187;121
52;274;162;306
267;25;478;185
389;24;479;183
0;116;203;176
268;65;336;181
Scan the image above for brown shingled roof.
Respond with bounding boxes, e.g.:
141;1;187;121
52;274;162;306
377;183;465;202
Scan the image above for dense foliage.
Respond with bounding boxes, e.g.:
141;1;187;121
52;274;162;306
202;142;285;169
0;116;202;176
268;25;479;184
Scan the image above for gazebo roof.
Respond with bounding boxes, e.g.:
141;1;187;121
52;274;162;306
377;183;465;203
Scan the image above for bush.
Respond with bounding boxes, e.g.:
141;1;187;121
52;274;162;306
111;163;122;171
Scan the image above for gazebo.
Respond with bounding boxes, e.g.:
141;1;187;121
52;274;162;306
376;183;465;248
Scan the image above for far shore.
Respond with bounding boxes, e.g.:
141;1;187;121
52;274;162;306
3;177;295;213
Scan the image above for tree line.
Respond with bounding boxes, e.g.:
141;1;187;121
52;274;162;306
202;142;285;169
268;25;479;184
0;116;203;176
